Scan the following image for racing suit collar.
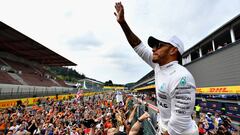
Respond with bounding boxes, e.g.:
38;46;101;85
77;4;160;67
159;61;178;70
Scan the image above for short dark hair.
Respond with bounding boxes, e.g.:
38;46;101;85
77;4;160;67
177;52;182;65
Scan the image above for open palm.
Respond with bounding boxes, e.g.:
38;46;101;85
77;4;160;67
114;2;125;23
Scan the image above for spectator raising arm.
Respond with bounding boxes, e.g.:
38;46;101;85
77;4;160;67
129;112;150;135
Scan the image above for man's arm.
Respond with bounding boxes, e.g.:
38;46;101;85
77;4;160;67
168;74;196;135
114;2;141;48
114;2;155;68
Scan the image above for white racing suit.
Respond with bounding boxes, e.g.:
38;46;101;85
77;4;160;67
134;43;199;135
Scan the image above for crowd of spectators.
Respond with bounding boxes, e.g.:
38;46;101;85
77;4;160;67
0;92;239;135
0;93;152;135
196;112;238;135
197;94;239;100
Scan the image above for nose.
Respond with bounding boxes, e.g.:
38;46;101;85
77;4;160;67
152;47;157;52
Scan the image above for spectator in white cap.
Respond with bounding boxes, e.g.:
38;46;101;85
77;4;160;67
114;2;198;135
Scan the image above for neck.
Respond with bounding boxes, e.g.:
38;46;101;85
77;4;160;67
158;58;177;66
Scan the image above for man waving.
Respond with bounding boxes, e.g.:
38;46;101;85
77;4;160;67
114;2;198;135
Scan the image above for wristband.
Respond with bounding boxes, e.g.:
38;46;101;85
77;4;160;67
137;118;143;123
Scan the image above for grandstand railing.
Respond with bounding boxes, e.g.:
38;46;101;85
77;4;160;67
0;84;76;100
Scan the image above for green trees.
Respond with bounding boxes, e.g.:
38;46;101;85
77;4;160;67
49;67;85;82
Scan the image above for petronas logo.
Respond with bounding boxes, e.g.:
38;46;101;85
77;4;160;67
160;83;166;91
180;77;187;86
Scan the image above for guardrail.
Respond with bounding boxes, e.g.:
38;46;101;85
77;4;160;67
0;84;76;100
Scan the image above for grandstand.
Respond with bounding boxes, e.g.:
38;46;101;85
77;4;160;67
182;14;240;123
77;78;126;92
131;70;154;90
130;14;240;123
0;21;77;99
78;77;104;91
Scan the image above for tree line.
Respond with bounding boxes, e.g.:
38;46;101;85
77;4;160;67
49;67;85;82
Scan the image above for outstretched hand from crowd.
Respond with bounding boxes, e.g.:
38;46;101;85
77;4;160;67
138;111;150;121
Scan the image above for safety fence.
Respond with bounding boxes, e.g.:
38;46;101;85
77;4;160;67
132;98;158;135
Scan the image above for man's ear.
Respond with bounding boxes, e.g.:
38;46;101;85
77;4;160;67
169;47;178;56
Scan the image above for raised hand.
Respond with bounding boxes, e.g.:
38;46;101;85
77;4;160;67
138;111;150;121
114;1;141;48
114;2;125;23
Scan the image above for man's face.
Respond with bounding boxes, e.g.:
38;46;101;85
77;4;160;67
152;43;173;63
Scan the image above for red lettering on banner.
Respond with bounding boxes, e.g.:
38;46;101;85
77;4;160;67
198;88;203;92
33;99;38;102
209;88;227;93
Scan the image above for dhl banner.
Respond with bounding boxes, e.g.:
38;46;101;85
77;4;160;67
134;85;240;94
196;86;240;94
